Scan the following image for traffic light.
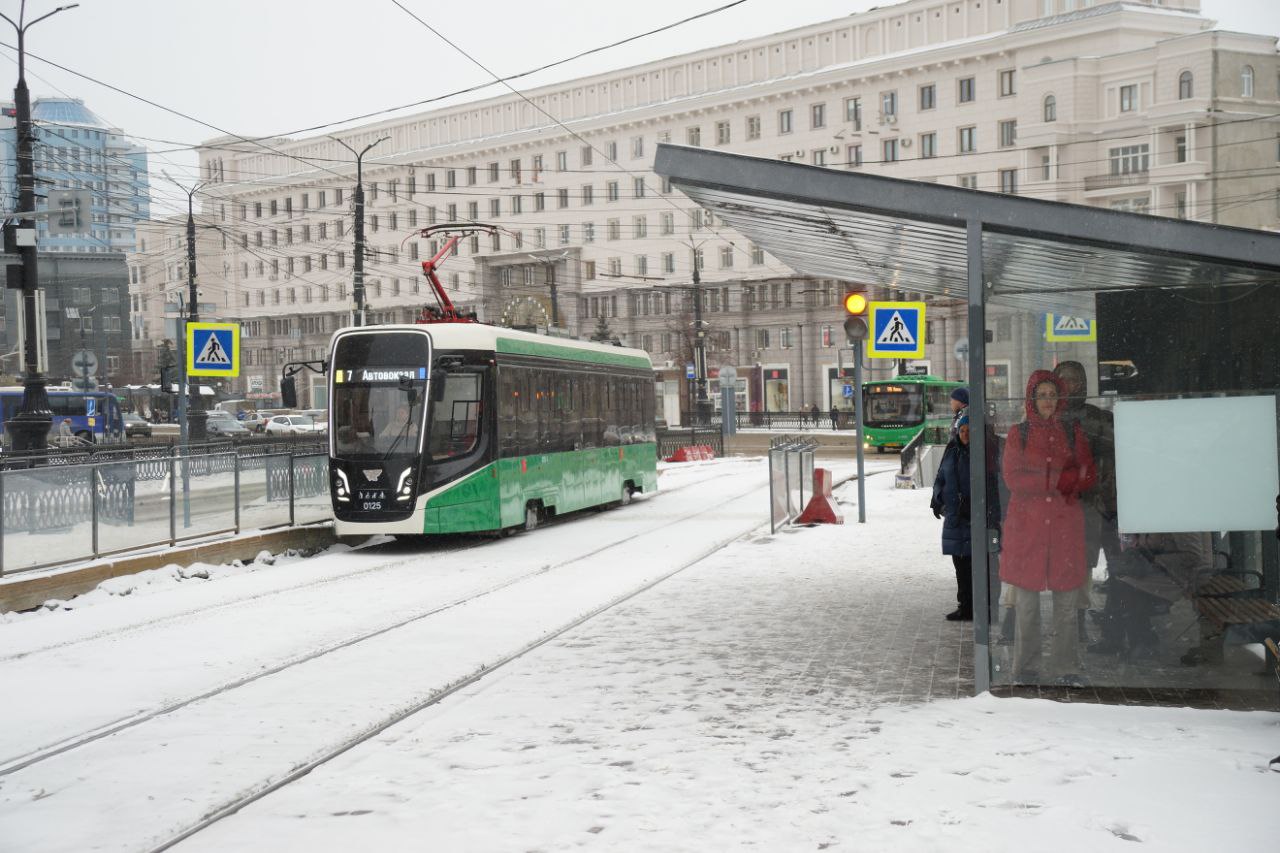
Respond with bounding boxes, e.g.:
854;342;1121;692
280;374;298;409
842;290;868;316
843;289;869;343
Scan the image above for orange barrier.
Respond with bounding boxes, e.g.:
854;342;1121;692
795;467;843;525
663;444;716;463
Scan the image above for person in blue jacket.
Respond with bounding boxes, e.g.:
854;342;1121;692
932;410;975;621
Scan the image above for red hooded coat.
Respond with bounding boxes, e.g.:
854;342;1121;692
999;370;1097;592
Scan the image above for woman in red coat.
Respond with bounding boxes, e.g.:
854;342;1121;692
1000;370;1096;684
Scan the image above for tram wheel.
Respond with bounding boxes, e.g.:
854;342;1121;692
619;482;634;507
523;503;540;532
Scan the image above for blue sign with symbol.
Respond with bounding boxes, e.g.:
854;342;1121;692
686;363;696;379
841;385;854;399
85;398;97;416
186;322;240;377
867;301;926;359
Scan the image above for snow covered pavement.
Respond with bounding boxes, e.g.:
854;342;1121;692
1;460;1276;851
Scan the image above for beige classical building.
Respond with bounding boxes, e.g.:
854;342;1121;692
127;0;1279;419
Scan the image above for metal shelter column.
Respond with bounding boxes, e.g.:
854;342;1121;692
966;219;990;694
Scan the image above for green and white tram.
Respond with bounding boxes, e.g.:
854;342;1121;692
327;323;659;537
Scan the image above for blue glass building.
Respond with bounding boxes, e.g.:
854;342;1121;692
0;97;150;254
0;98;141;386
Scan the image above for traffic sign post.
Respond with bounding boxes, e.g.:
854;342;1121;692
867;301;926;359
186;322;240;377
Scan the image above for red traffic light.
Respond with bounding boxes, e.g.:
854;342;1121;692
843;292;868;315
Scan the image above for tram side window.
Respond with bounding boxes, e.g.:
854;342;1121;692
640;379;656;442
427;372;482;460
497;368;517;457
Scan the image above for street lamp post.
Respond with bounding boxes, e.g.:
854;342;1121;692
331;135;389;327
0;2;79;451
164;174;210;443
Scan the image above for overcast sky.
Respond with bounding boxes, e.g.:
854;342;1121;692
2;0;1276;210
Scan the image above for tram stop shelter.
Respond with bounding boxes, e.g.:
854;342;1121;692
654;143;1280;702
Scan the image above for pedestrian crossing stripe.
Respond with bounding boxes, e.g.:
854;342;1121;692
867;301;926;359
1045;313;1097;342
186;322;240;377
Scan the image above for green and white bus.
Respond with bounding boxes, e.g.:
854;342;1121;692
328;323;658;537
861;374;965;452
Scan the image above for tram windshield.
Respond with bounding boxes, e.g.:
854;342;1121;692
331;332;430;458
863;384;924;426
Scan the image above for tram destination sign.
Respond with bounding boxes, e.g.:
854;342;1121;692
335;367;428;384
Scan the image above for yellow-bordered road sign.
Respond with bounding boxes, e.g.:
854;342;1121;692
1045;313;1097;342
867;301;926;359
186;322;240;377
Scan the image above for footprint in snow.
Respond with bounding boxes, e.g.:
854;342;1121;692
1108;825;1143;842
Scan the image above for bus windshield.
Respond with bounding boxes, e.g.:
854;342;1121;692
863;385;924;426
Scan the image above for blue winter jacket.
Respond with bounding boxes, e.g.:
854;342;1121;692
932;440;972;557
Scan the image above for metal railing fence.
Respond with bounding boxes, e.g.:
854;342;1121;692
768;435;817;533
0;446;330;577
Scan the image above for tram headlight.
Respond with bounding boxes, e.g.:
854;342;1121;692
334;468;352;503
395;467;415;502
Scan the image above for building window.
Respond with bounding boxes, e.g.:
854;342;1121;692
581;185;594;205
662;252;675;274
1242;65;1254;98
1119;84;1137;112
558;188;570;208
919;84;935;111
882;138;899;162
958;174;978;189
446;170;456;189
559;224;570;245
1043;94;1057;122
780;328;791;349
958;126;976;153
844;97;861;130
719;245;733;268
778;109;793;134
750;244;764;265
716;120;731;145
919;132;937;159
1109;144;1150;175
999;169;1018;194
686;126;701;146
581;146;593;167
1175;135;1187;163
810;103;826;129
1041;154;1052;180
633;216;647;238
607;219;620;241
631;136;644;158
466;166;477;186
756;329;770;350
846;144;863;168
999;69;1016;97
746;115;761;140
1178;70;1193;100
556;151;567;171
881;91;897;118
958;77;975;103
583;222;595;242
812;149;827;166
660;212;674;235
999;119;1017;148
606;141;618;161
606;181;620;202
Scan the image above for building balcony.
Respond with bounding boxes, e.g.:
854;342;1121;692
1084;171;1150;192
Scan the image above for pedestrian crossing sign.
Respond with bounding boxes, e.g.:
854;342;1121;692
1045;313;1096;342
186;322;240;377
866;302;926;359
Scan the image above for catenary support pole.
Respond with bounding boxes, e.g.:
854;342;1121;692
332;135;388;327
0;2;79;451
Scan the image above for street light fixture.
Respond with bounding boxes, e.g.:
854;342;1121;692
0;1;80;451
330;135;389;326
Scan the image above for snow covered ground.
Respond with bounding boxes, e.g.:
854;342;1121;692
0;459;1275;852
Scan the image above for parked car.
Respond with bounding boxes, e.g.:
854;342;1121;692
123;412;153;439
242;410;277;433
299;409;329;433
264;414;322;436
205;411;250;437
